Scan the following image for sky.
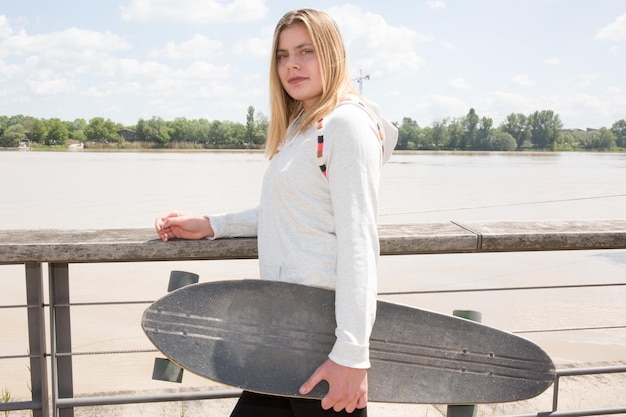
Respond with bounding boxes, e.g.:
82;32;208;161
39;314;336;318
1;0;625;129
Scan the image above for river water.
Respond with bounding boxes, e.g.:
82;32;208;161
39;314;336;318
1;150;625;398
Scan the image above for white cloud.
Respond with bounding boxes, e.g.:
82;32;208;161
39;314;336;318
595;13;626;41
176;62;232;80
556;92;626;128
26;77;75;95
429;94;468;119
426;1;446;9
576;73;600;88
234;25;273;59
1;26;131;87
409;94;468;124
512;74;535;87
120;0;268;23
235;36;271;59
149;34;223;60
0;15;13;38
329;5;429;76
3;27;130;54
544;57;560;65
475;89;625;129
0;59;20;80
449;76;471;90
84;82;141;98
439;40;456;50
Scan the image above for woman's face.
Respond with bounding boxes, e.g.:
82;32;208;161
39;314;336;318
276;23;323;112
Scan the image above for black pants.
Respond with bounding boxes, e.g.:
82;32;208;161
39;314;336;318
230;391;368;417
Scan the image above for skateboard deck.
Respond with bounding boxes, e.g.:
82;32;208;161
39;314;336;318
142;279;555;404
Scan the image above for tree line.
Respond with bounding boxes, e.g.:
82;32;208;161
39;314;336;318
398;109;625;151
1;106;625;151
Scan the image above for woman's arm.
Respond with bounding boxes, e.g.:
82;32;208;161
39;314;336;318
155;207;259;242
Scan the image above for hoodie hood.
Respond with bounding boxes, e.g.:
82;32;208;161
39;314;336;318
361;98;398;164
340;94;398;164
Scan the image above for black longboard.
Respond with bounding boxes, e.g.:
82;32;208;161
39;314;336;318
142;279;555;404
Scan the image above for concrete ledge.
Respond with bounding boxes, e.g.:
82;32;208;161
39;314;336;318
1;220;626;264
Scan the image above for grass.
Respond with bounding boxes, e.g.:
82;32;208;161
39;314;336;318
1;387;12;417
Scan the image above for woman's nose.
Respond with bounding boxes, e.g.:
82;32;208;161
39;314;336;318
286;55;300;69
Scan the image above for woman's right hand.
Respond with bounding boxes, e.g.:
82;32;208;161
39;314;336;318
155;211;214;242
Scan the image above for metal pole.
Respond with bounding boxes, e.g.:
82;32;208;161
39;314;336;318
49;263;75;417
447;310;482;417
25;262;49;417
355;69;370;94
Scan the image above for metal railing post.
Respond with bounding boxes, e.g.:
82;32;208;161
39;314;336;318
447;310;482;417
49;263;74;417
25;262;49;417
552;374;560;411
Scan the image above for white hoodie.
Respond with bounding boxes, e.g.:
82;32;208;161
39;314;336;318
209;97;398;368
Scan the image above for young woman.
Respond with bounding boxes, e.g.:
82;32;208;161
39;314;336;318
155;8;397;416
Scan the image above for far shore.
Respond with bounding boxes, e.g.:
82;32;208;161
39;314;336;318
2;144;625;154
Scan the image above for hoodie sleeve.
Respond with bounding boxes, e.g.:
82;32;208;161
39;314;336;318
323;104;384;369
208;206;259;239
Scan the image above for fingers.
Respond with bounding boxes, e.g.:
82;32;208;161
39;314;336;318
154;218;168;242
299;368;323;396
322;390;363;413
302;359;368;413
356;393;368;410
155;211;183;242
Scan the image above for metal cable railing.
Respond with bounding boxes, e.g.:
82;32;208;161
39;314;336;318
2;280;624;416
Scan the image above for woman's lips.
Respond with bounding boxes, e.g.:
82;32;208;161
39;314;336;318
288;76;308;84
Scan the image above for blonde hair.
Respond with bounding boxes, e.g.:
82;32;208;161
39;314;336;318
265;9;359;158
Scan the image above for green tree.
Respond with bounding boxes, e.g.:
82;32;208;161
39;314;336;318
397;117;420;150
85;117;122;142
7;115;29;127
431;119;449;149
245;106;256;144
475;116;493;150
488;131;517;151
30;119;48;144
0;124;26;147
67;118;87;142
253;112;269;146
500;113;531;150
189;118;212;144
559;130;584;149
611;119;626;148
581;128;616;150
46;118;69;146
242;106;267;147
529;110;563;150
0;116;8;138
169;117;190;143
462;108;479;150
136;117;171;145
447;118;464;149
208;120;246;148
417;126;433;149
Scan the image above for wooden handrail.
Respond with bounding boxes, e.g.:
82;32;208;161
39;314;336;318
2;220;626;264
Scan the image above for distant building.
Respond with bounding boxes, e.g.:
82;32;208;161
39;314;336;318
118;129;139;142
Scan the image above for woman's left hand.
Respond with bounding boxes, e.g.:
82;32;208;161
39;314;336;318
299;358;368;413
